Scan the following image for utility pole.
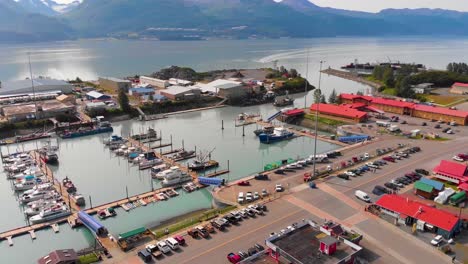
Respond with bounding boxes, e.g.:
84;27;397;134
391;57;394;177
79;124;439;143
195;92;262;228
312;61;325;179
28;52;38;120
304;48;310;109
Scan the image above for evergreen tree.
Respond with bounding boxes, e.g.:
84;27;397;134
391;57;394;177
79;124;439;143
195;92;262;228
313;89;321;103
382;67;395;87
118;90;131;113
289;68;298;78
328;88;337;104
356;91;364;96
320;94;327;104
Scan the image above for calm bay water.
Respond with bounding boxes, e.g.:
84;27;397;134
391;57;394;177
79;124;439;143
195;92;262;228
1;37;467;263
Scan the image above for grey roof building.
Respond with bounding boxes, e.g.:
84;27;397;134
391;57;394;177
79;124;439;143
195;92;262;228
0;79;73;96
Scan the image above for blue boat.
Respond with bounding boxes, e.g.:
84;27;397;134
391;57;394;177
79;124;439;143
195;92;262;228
259;127;295;144
60;126;113;139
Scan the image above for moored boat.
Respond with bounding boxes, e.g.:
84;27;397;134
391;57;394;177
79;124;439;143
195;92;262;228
258;127;295;144
253;126;274;136
188;160;219;171
29;205;70;224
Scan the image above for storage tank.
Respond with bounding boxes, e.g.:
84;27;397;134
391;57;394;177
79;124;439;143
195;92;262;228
78;211;108;237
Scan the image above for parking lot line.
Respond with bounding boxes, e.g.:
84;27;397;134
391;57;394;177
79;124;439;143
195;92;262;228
179;208;303;264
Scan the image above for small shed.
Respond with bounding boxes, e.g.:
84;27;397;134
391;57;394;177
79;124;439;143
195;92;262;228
414;181;436;199
319;236;337;256
56;94;75;104
419;178;444;192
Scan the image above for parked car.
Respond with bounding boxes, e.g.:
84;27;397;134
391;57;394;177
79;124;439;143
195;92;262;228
227;253;242;263
375;185;392;194
453;156;464;162
173;235;186;245
355;190;371;202
337;173;350;180
345;171;357;177
430;235;444;246
405;172;421;180
372;187;384;196
434;124;441;129
458;153;468;160
248;247;258;256
238;251;249;259
237;181;250;186
138;249;153;263
253;192;260;200
261;189;268;197
257;204;267;211
254;174;269;180
246;192;253;202
411;146;421;152
275;184;284;192
422;122;427;126
382;156;395;162
401;120;407;124
391;179;404;188
254;243;265;251
384;182;399;191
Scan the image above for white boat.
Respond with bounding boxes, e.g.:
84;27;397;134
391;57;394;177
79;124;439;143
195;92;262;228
104;135;126;145
9;167;43;179
14;180;39;191
4;163;32;173
155;166;183;180
29;205;70;224
4;153;31;164
139;158;163;169
20;190;58;204
132;154;146;164
150;164;168;178
123;147;137;156
23;183;54;195
24;200;61;216
114;145;128;155
161;172;192;187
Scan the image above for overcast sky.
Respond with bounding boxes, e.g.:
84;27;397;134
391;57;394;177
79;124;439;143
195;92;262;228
53;0;468;12
308;0;468;12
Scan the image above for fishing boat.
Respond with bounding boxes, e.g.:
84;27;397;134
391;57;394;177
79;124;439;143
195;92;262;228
273;95;294;107
104;135;126;145
182;182;198;193
253;126;274;136
161;171;192;187
114;145;128;155
29;205;70;224
98;207;117;219
39;151;58;164
131;128;158;141
59;123;113;139
71;193;86;206
258;127;295;144
62;177;77;194
14;132;51;143
170;150;196;160
188;160;219;171
27;198;62;208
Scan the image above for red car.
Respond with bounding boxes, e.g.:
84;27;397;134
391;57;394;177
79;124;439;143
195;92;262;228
458;153;468;161
237;181;250;186
382;156;395;162
227;253;242;263
173;235;185;245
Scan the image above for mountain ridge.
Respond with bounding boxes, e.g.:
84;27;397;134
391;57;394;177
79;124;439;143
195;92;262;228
4;0;468;42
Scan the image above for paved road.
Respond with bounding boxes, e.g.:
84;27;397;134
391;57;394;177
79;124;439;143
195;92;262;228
107;134;468;264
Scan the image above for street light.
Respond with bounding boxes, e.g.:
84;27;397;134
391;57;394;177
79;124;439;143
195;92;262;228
304;48;310;109
312;61;325;178
28;52;38;120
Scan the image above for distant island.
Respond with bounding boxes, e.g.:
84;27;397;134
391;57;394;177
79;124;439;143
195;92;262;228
4;0;468;42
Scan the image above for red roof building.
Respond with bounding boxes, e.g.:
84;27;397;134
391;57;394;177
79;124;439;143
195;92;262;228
283;109;305;117
450;82;468;95
433;160;468;184
310;103;368;122
339;93;468;125
376;194;461;238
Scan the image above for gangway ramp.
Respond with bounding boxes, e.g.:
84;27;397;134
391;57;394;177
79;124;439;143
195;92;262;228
266;111;282;122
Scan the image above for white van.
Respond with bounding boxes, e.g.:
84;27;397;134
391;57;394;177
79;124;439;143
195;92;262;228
355;190;371;203
165;237;180;250
237;192;244;203
376;121;390;127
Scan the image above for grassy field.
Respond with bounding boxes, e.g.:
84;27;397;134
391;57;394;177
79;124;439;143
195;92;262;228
381;88;398;96
304;113;345;126
151;205;237;238
422;94;468;106
78;253;100;264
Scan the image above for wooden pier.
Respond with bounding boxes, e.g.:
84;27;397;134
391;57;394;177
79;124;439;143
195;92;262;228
205;169;229;178
151;143;172;149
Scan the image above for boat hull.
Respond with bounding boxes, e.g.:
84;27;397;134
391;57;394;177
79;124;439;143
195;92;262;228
60;127;113;139
259;132;295;144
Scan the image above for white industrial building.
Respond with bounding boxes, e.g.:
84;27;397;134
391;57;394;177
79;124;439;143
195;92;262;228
139;76;169;89
0;78;73;97
198;79;246;99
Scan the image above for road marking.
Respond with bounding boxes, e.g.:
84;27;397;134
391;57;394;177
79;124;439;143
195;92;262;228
179;208;303;264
